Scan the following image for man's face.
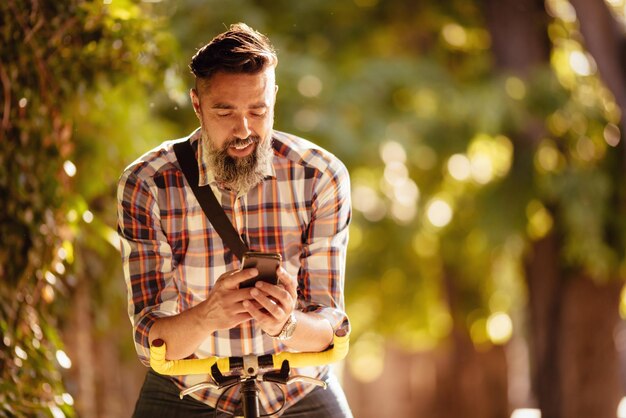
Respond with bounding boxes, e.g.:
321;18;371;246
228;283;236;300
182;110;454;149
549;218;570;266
191;67;278;192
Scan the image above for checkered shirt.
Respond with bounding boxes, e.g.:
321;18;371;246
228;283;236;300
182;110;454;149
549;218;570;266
117;128;351;415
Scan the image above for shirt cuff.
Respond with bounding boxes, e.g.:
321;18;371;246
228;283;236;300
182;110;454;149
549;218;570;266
302;305;351;336
134;310;169;366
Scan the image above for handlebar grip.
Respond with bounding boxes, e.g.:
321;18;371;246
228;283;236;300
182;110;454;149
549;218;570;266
272;333;350;369
150;339;231;376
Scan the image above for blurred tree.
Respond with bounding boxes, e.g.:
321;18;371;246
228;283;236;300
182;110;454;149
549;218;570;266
0;1;174;416
482;0;625;416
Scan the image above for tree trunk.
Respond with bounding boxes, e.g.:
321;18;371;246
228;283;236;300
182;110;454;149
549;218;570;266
482;0;551;75
65;273;97;418
438;269;509;418
525;233;564;418
483;0;555;412
559;276;622;418
561;4;626;414
526;252;623;418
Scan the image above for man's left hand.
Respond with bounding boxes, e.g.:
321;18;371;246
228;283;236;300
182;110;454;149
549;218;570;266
243;267;298;337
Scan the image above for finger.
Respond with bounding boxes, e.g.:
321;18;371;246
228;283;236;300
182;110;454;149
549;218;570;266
276;268;297;299
243;299;273;322
245;300;265;310
255;281;290;303
230;312;253;326
250;287;285;319
229;297;258;313
220;268;259;290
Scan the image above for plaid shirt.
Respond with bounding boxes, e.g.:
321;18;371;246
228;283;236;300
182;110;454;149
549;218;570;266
117;128;351;415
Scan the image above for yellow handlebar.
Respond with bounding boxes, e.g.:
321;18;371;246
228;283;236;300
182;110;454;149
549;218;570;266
150;332;350;377
270;333;349;369
150;342;232;376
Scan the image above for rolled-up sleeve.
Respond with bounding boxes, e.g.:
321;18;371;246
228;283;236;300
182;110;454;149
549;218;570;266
299;158;351;335
117;169;179;365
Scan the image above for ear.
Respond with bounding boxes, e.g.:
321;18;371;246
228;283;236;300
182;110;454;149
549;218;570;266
190;88;202;118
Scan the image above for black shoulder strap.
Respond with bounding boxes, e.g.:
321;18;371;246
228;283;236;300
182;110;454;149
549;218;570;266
173;140;249;259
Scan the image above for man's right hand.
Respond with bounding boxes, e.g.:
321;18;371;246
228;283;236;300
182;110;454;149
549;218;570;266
201;267;260;332
148;267;259;360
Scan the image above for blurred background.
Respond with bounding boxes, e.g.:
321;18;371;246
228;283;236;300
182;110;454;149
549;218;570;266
1;0;626;417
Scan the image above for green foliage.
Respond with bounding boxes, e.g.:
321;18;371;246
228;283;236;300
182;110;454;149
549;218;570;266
533;14;625;281
0;1;173;415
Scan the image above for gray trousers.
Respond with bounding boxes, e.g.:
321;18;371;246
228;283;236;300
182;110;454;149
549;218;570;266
132;370;353;418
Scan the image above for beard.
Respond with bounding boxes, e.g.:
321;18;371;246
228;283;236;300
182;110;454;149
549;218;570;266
201;130;273;194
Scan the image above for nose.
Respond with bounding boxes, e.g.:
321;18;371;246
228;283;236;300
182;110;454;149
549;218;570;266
233;115;252;139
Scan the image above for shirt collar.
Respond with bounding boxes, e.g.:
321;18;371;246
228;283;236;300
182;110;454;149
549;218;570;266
188;128;276;190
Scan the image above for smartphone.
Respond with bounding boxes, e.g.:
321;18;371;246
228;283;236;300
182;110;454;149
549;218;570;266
239;251;282;289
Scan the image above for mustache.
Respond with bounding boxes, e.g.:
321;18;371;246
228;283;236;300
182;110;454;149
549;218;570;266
223;135;261;150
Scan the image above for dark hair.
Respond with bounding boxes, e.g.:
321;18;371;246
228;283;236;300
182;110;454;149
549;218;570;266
189;23;277;82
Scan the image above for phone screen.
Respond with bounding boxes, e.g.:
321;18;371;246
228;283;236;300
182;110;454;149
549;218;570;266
239;251;281;289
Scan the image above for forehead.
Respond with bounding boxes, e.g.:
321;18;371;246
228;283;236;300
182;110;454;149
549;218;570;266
198;68;275;105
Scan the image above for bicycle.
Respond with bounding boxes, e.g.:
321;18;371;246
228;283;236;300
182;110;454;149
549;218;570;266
149;329;350;418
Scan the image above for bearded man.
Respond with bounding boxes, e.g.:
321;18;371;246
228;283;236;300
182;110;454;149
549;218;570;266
116;23;353;417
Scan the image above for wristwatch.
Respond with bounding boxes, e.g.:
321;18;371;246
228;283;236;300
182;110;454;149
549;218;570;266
272;312;297;341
